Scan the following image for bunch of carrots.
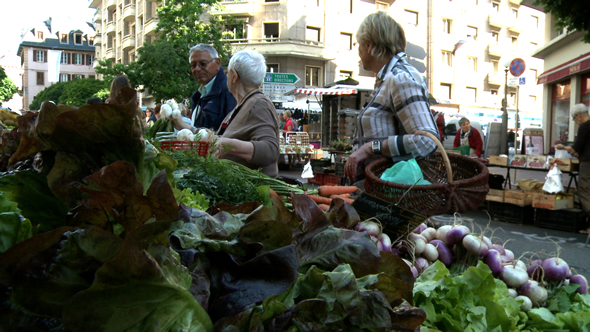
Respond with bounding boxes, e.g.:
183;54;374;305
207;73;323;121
306;185;360;211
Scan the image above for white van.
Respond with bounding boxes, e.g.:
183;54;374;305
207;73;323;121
442;119;485;153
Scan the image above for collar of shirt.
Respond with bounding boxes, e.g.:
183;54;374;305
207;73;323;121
199;75;217;98
376;52;407;81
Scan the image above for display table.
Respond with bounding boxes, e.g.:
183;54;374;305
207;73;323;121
486;164;578;191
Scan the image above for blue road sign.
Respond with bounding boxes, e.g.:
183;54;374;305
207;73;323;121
510;58;526;77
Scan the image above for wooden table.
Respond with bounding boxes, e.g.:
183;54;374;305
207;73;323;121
486;164;578;191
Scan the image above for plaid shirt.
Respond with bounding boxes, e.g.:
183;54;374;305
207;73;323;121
356;52;438;159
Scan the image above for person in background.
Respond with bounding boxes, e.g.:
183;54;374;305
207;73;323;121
431;109;445;142
344;11;438;183
172;43;237;133
282;110;296;132
86;97;103;105
556;103;590;233
154;104;161;120
214;49;280;177
106;75;132;104
453;117;483;157
145;107;157;126
278;112;285;130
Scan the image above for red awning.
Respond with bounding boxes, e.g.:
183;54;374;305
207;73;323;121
537;52;590;85
294;88;358;95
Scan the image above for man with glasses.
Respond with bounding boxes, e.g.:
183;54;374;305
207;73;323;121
556;103;590;233
173;44;236;132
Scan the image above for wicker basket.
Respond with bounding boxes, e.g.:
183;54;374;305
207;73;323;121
364;131;489;216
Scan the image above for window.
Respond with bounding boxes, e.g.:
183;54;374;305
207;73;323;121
511;36;518;47
511;9;518;18
339;70;353;79
74;33;83;45
87;54;95;65
60;33;68;43
492;60;499;73
466;26;478;40
466;87;477;103
60;52;68;64
74;53;83;65
340;32;352;50
404;10;418;25
467;57;477;71
530;69;538;81
440;83;452;99
442;18;452;34
492;1;499;11
37;31;43;39
376;1;388;11
59;74;69;82
34;50;46;62
531;15;539;28
491;89;498;95
266;64;279;73
341;0;352;13
265;0;279;2
223;23;246;40
36;72;44;85
529;95;537;107
441;50;452;66
89;75;96;80
88;36;94;45
306;26;321;44
305;66;321;87
263;22;279;41
491;31;499;43
73;74;84;80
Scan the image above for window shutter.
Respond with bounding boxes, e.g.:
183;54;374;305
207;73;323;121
44;51;48;62
68;53;71;64
81;54;85;65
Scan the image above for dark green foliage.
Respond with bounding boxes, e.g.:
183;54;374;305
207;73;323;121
0;67;18;103
533;0;590;43
29;78;108;110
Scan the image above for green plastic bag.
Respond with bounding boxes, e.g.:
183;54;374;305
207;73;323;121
380;159;431;185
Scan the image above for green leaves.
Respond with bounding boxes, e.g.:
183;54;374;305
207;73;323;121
0;67;18;103
533;0;590;43
28;78;108;110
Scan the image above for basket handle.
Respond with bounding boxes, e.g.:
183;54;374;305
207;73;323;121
415;130;453;184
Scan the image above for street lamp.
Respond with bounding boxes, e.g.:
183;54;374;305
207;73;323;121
499;56;512;155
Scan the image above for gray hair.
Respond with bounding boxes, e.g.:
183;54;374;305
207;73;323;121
356;11;406;59
571;103;589;117
228;49;266;87
459;117;470;126
189;43;219;60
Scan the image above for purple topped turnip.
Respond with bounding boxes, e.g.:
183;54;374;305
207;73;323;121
570;275;588;294
542;257;569;282
520;280;548;307
445;225;470;247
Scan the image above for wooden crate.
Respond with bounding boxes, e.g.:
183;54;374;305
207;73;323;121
549;158;579;172
532;193;574;210
489;155;508;166
503;189;533;206
526;155;549;169
509;154;527;168
486;189;505;202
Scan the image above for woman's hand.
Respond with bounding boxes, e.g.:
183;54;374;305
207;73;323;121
214;138;254;162
555;144;564;150
344;142;372;183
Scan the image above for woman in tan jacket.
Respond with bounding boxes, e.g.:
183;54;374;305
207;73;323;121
214;50;280;177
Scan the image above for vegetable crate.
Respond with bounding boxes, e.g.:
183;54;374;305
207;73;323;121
334;155;348;178
487;201;534;224
324;173;342;186
534;208;588;233
160;141;210;157
308;173;325;185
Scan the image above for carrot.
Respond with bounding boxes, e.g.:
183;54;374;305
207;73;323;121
318;185;359;197
336;197;356;205
329;193;351;199
318;204;330;211
308;194;332;205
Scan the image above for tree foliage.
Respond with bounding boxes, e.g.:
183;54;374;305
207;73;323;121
95;0;232;103
0;67;19;103
29;79;108;110
533;0;590;43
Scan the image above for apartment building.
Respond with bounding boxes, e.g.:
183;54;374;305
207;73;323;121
522;0;590;152
17;23;96;109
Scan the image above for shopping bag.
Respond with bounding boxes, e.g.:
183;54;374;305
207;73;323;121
542;165;564;193
380;159;431;185
301;160;314;179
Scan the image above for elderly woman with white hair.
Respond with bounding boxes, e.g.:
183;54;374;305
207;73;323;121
556;103;590;230
214;50;280;177
344;11;438;184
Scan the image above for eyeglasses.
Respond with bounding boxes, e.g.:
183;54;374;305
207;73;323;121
191;58;217;69
572;113;579;120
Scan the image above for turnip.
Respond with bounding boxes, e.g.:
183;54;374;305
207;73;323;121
177;129;194;142
501;249;515;264
423;243;439;262
408;233;427;243
542;257;569;282
462;234;489;256
403;259;418;279
514;260;527;272
515;295;533;311
436;225;452;244
414;257;430;274
482;236;493;250
430;239;452;267
421;227;437;242
483;249;503;276
160;104;173;119
491;244;506;255
500;265;529;289
527;259;543;281
570;275;588;294
445;225;470;247
413;238;426;255
413;223;427;234
520;280;548;307
507;288;518;298
355;221;381;237
379;234;392;252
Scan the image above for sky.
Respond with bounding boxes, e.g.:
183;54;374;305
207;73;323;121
0;0;96;60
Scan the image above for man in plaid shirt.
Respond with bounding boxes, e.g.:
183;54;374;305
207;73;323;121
345;11;439;183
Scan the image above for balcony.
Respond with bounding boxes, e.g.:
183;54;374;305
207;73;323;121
144;18;159;35
94;33;102;45
508;0;521;4
105;22;116;35
487;72;505;86
227;38;335;60
488;12;510;28
508;18;526;33
106;0;116;9
136;31;143;48
94;12;102;22
105;48;115;60
211;0;255;17
122;35;135;50
123;4;136;21
488;43;504;57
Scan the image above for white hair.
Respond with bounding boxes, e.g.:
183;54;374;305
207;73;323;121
571;103;589;117
189;43;219;60
228;49;266;87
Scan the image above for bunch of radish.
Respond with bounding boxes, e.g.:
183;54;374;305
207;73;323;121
354;220;393;253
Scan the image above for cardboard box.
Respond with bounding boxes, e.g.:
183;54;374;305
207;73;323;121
532;193;574;210
549;158;579;172
509;154;527;168
486;189;505;202
489;155;508;166
504;189;533;206
526;155;549;169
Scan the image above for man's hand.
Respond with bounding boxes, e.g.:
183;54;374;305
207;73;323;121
555;144;564;150
344;142;372;183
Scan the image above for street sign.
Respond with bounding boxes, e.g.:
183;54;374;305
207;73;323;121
519;77;526;85
268;94;294;102
508;77;526;87
509;58;526;77
264;72;300;84
262;84;297;94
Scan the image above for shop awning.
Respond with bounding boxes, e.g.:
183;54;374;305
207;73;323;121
294;88;358;95
537;52;590;85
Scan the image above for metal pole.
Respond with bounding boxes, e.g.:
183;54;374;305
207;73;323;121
515;85;519;150
500;67;509;155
